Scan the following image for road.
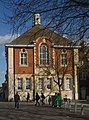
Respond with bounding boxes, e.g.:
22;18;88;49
0;102;88;120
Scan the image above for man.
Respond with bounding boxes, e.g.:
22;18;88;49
35;92;40;106
27;92;30;102
41;93;45;105
14;92;20;109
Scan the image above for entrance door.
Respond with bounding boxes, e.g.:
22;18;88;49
81;87;86;99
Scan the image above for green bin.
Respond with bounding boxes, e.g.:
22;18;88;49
52;95;62;107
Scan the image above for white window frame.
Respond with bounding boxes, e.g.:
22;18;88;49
26;78;31;89
18;78;22;90
66;78;71;90
40;43;49;65
60;49;67;66
39;78;43;89
47;78;52;89
20;49;28;65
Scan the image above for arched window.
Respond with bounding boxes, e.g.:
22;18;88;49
20;49;27;65
40;43;49;65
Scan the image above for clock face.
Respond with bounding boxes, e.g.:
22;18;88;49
35;16;39;22
35;17;40;24
36;17;39;21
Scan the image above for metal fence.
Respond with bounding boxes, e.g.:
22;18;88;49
62;101;89;115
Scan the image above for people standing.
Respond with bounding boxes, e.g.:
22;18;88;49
14;92;20;109
35;92;40;106
64;95;68;109
27;93;30;102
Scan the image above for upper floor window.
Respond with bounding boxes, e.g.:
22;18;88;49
26;78;31;89
18;78;22;90
80;72;87;80
60;49;67;65
20;49;27;65
40;43;49;65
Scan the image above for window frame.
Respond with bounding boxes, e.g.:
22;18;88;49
47;78;52;89
80;72;87;80
39;43;49;65
26;78;31;89
65;78;71;90
18;78;23;90
20;49;28;66
39;78;43;89
60;49;67;66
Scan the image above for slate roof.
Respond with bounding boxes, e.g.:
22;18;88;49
10;24;71;45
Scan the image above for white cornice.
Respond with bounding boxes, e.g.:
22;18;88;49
54;45;81;48
5;44;35;47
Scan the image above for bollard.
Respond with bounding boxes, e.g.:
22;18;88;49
74;103;77;112
81;104;84;115
69;103;71;111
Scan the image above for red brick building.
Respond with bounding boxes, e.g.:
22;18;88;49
5;14;80;101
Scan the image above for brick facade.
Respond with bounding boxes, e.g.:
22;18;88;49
5;25;79;101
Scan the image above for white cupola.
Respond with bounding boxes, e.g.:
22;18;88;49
33;13;41;26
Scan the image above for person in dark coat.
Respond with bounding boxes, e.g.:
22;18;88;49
27;93;30;102
14;92;20;109
41;93;45;105
35;92;40;106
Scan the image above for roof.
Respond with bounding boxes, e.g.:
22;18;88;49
10;25;71;46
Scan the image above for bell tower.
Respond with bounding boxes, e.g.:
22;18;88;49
33;13;41;26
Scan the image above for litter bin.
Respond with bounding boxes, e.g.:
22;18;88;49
52;95;62;107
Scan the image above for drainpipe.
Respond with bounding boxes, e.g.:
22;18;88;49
5;46;8;101
33;46;35;100
72;49;75;100
13;47;15;100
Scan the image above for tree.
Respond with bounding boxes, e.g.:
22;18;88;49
79;41;89;74
0;0;89;41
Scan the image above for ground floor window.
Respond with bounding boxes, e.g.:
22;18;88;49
18;78;22;89
58;78;63;90
26;78;31;89
39;78;43;89
47;78;52;89
66;78;71;90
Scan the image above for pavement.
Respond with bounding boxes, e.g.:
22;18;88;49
0;101;88;120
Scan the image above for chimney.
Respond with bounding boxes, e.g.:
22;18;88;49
33;13;41;26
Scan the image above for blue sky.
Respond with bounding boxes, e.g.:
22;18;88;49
0;3;16;86
0;34;14;86
0;46;5;85
0;34;18;86
0;1;31;86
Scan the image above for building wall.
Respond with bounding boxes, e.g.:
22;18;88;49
15;74;33;101
7;48;14;101
73;49;79;100
6;38;79;101
7;47;34;101
14;48;34;74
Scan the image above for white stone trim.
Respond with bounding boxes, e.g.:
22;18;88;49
5;44;35;47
